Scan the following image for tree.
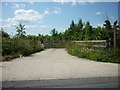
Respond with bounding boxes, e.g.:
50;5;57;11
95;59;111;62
58;32;64;40
92;27;104;40
0;28;10;38
84;21;93;40
77;19;83;40
37;34;44;41
113;20;119;29
50;29;58;40
78;19;83;30
70;20;75;30
64;29;71;40
103;20;112;29
16;23;26;38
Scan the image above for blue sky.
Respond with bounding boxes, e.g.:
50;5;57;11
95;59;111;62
0;2;118;36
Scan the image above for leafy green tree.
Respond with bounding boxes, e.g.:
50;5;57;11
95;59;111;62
50;29;58;40
113;20;119;29
77;19;83;40
103;19;113;39
16;23;26;38
103;20;112;29
92;27;104;40
38;34;44;41
58;32;64;40
84;21;93;40
78;19;83;30
69;20;75;40
0;28;10;38
64;29;71;40
104;20;119;40
70;20;75;30
44;35;52;40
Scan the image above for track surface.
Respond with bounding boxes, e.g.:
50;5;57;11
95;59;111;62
1;49;119;88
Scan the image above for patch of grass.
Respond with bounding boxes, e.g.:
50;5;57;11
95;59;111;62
87;51;109;62
2;38;44;61
66;42;120;63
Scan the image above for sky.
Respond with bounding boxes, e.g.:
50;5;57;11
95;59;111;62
0;1;119;36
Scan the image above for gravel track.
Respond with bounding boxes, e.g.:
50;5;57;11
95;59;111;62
1;49;119;81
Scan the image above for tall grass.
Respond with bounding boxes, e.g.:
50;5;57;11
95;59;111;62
66;42;120;63
2;38;44;61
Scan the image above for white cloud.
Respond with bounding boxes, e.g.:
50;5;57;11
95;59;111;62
39;25;51;28
71;1;77;6
71;0;83;6
25;25;51;29
0;19;8;22
52;0;98;3
25;25;37;28
43;9;49;15
78;1;87;5
53;0;96;5
2;9;50;29
97;23;103;27
13;3;26;9
71;1;86;6
7;9;43;24
1;24;51;29
29;1;34;5
96;12;102;15
0;24;12;28
53;7;61;14
56;28;66;32
53;0;66;4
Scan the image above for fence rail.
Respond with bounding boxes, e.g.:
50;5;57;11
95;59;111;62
72;40;108;48
72;40;107;43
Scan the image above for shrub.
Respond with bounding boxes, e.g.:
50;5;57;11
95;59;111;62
2;38;44;61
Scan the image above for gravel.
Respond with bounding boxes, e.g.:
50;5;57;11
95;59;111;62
1;49;119;81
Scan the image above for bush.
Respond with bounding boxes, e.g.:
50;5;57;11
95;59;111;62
87;51;108;62
2;38;44;61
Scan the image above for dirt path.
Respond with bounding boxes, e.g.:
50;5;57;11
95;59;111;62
1;49;119;81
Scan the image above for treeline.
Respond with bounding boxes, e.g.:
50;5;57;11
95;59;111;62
2;19;120;43
1;19;120;61
45;19;120;47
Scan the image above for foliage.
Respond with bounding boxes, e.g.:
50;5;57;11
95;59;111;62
44;40;67;48
66;42;120;63
2;38;43;60
15;23;26;38
0;28;10;38
1;19;120;63
2;24;44;61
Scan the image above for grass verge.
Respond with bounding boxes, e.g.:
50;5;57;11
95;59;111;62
66;42;120;63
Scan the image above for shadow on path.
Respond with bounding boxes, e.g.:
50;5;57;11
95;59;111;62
2;76;119;89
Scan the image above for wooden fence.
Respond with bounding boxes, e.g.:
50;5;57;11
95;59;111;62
72;40;107;48
42;40;113;48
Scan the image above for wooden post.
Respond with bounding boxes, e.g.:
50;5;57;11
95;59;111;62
109;38;111;47
113;28;116;54
106;29;116;54
109;38;111;51
113;29;116;48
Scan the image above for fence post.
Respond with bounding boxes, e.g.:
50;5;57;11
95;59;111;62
108;38;111;51
113;28;116;54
